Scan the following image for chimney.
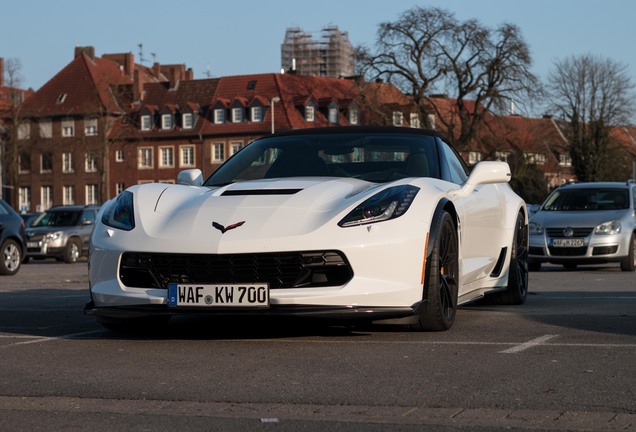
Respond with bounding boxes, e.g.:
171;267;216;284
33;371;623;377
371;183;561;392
169;67;177;89
133;69;144;101
74;46;95;60
124;53;134;79
0;58;4;88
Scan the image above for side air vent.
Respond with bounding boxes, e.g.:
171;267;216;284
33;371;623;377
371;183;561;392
221;189;302;196
490;247;508;277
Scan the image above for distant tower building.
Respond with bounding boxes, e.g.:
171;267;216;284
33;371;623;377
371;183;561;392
281;26;355;78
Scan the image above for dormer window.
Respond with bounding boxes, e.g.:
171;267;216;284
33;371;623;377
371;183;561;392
231;107;244;123
328;106;338;123
161;113;173;130
251;106;263;122
392;111;403;127
141;115;152;131
182;113;193;129
349;108;359;125
305;105;315;122
214;108;225;124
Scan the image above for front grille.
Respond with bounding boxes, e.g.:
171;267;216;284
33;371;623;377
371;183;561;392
548;246;588;256
546;228;593;238
119;251;353;289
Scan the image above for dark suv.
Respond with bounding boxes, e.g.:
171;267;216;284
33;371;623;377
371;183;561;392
0;199;26;275
26;205;100;263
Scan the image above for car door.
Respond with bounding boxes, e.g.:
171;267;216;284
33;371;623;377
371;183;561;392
79;209;97;250
438;140;506;283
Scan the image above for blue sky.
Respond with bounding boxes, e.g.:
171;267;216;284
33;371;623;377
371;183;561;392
2;0;635;116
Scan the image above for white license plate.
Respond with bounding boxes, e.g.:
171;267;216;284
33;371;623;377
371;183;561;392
27;241;39;248
552;238;586;247
167;283;269;307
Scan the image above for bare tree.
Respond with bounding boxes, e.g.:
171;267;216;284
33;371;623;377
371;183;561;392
1;58;26;209
547;54;635;181
357;6;541;149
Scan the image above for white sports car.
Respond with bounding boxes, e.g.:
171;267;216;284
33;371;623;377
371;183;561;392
85;127;528;332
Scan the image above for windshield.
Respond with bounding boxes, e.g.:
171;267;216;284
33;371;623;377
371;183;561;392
204;132;440;186
542;188;630;211
31;210;81;227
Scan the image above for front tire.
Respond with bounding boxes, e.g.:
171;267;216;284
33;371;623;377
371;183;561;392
620;233;636;272
0;239;22;276
411;211;459;331
63;238;81;263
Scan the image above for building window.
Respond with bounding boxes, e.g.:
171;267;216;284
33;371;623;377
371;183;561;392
495;151;510;162
212;143;225;162
230;141;243;156
86;184;98;205
62;153;73;173
328;107;338;123
141;115;152;131
17;122;30;140
63;186;75;205
41;186;53;211
349;108;359;125
427;114;436;129
468;151;482;165
115;182;125;195
19;153;31;174
85;153;97;172
138;147;153;169
41;152;53;173
18;187;31;213
214;108;225;124
231;107;244;123
305;106;315;122
62;119;75;137
161;114;173;130
115;150;124;162
84;118;98;136
39;119;52;138
559;153;572;167
56;94;67;104
251;106;263;122
182;113;193;129
409;113;420;128
180;146;195;167
392;111;403;127
159;147;174;168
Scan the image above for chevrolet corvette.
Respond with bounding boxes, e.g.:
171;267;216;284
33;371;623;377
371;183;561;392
85;127;528;332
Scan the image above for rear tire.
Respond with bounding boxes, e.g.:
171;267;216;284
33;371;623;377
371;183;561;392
620;233;635;272
0;239;22;276
486;212;528;305
411;211;459;331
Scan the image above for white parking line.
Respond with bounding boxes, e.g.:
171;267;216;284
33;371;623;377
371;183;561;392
499;334;559;354
1;330;103;348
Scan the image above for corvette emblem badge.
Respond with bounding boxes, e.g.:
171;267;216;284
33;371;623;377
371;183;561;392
212;221;245;234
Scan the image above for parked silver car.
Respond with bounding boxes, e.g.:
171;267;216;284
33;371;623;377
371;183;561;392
529;181;636;271
25;205;99;263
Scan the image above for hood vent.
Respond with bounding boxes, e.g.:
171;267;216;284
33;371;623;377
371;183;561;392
221;189;302;196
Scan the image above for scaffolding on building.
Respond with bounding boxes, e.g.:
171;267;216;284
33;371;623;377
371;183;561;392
281;26;355;78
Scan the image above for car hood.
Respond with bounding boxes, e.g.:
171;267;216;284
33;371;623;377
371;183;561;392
531;209;630;228
130;177;385;240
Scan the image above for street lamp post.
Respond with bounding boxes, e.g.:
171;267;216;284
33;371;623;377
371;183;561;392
270;97;280;134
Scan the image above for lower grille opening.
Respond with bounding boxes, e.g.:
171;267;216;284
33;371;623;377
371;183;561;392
119;251;353;289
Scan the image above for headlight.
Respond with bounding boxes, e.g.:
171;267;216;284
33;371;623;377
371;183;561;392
338;185;419;227
101;191;135;231
45;231;63;242
529;222;543;235
595;220;621;235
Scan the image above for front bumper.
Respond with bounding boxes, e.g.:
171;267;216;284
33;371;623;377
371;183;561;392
529;232;629;264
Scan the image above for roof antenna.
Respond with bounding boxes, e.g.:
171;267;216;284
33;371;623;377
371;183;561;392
138;43;147;65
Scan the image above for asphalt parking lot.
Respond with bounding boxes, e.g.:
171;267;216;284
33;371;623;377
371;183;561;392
0;261;634;431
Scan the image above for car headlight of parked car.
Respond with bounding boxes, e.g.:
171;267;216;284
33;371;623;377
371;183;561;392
338;185;419;227
101;191;135;231
44;231;63;242
529;221;543;235
595;220;621;235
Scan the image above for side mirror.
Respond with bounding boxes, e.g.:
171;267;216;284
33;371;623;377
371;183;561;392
177;169;203;186
454;161;511;197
